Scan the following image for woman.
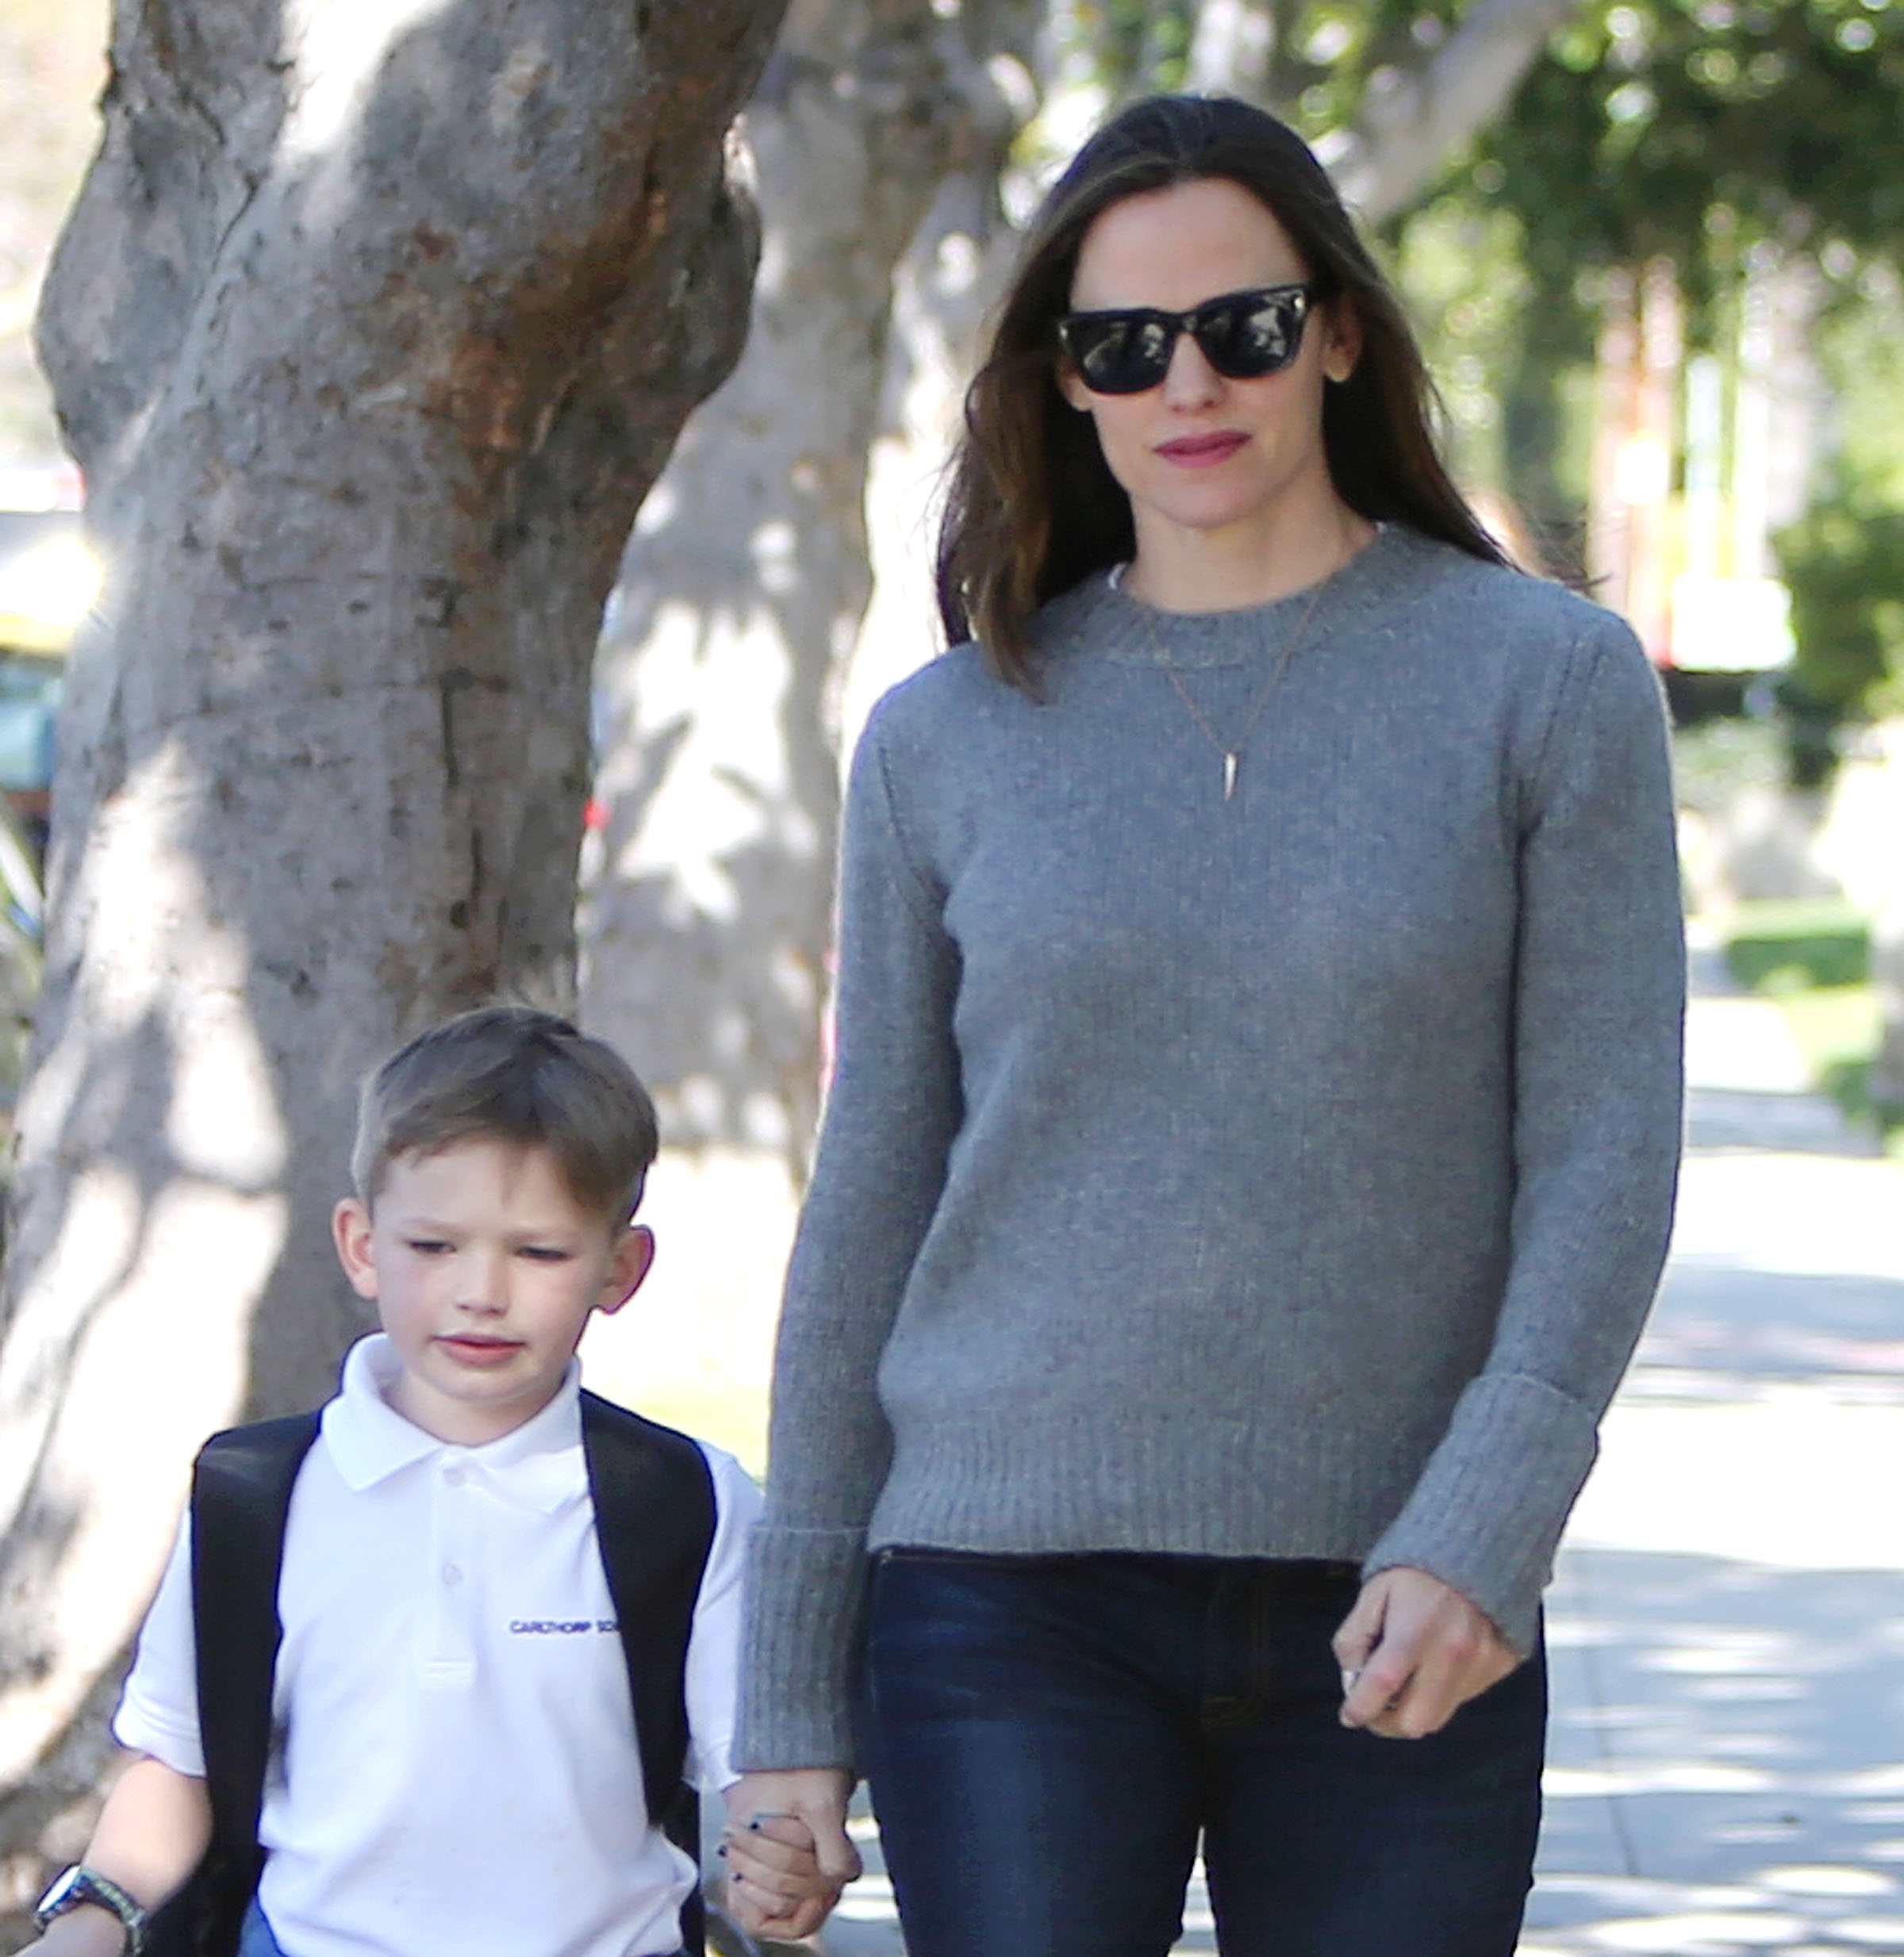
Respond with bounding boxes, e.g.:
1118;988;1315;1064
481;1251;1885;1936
722;94;1683;1957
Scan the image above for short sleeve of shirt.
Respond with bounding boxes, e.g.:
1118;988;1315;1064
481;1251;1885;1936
113;1513;207;1778
683;1446;764;1794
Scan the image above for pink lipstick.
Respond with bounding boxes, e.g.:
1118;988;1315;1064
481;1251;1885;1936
1156;432;1248;466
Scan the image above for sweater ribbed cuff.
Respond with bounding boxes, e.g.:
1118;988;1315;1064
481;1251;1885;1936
734;1525;869;1773
1361;1371;1600;1655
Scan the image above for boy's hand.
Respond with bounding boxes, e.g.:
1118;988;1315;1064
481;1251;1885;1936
720;1769;859;1941
1333;1565;1518;1738
22;1905;136;1957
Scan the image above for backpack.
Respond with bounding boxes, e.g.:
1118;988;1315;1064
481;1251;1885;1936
143;1391;717;1957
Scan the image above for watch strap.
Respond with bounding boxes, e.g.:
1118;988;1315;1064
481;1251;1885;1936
35;1863;149;1953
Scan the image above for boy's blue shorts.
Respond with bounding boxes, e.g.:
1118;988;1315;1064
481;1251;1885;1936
236;1902;284;1957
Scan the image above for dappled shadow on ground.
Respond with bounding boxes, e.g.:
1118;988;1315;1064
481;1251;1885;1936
1687;1088;1881;1157
1637;1265;1904;1395
1530;1550;1904;1955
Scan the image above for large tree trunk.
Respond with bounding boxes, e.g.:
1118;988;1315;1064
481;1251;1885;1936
0;0;785;1888
580;0;1029;1174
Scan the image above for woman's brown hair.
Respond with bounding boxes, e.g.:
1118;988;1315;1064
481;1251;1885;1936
936;94;1507;692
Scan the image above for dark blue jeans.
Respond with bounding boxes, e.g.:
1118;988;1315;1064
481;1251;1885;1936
863;1550;1545;1957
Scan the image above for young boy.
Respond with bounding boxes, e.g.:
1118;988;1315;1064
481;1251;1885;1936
30;1007;833;1957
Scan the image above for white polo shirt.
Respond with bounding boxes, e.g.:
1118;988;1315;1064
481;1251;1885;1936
116;1335;761;1957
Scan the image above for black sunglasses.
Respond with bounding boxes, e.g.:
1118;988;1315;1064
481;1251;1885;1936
1057;282;1317;396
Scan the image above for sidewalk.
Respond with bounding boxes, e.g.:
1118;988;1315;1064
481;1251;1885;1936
816;942;1904;1955
1526;938;1904;1956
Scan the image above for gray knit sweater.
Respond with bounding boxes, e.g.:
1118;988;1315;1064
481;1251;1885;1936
736;525;1684;1771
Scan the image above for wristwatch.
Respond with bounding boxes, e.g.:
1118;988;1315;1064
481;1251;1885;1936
33;1864;149;1952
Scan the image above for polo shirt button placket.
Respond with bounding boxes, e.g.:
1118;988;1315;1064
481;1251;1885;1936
423;1451;478;1687
441;1455;466;1591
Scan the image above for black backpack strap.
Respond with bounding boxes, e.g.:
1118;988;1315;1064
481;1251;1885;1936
144;1411;321;1957
580;1391;718;1957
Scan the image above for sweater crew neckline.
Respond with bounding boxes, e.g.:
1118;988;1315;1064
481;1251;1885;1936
1083;521;1424;669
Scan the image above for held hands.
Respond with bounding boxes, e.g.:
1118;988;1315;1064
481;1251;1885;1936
1332;1565;1518;1740
720;1769;861;1942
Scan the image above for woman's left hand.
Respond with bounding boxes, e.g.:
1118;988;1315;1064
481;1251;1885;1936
720;1771;860;1940
1332;1566;1518;1739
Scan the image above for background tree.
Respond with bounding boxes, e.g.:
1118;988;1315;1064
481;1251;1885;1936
1048;0;1597;219
1488;0;1904;272
0;0;787;1901
1475;0;1904;545
582;0;1037;1186
1475;0;1904;1114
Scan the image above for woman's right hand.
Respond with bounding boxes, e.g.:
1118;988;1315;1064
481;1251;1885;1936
721;1767;861;1940
1333;1565;1517;1738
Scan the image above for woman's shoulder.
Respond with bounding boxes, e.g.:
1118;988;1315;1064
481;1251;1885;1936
1384;526;1642;667
1378;531;1670;791
861;639;1012;745
858;595;1095;755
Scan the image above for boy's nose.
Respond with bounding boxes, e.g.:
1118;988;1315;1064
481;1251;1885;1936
455;1248;510;1311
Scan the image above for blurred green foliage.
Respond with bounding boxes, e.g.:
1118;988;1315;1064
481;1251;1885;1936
1483;0;1904;286
1415;0;1904;608
1050;0;1537;140
1773;262;1904;732
1058;0;1199;89
1720;899;1892;1135
1775;501;1904;725
1394;201;1533;496
1723;896;1871;992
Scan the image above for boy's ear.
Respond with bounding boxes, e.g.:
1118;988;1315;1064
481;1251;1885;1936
332;1197;380;1301
595;1223;655;1318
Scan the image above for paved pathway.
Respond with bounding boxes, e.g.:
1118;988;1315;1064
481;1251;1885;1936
1526;938;1904;1957
814;937;1904;1954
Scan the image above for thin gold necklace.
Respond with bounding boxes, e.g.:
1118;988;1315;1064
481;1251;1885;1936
1115;566;1336;802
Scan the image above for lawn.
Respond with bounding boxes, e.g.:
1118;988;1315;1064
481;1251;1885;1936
1718;897;1896;1145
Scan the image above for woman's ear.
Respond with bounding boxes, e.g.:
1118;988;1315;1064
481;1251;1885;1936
1057;360;1096;415
1321;301;1362;384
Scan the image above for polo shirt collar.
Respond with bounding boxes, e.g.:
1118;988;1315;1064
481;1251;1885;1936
320;1333;589;1513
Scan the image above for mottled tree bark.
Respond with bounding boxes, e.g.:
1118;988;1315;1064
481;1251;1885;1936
0;0;785;1882
581;0;1032;1174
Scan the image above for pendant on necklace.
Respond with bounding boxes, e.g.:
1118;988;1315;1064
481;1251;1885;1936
1223;752;1239;801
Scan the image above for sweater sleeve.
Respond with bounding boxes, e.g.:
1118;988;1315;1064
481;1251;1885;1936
1361;616;1685;1652
735;701;963;1771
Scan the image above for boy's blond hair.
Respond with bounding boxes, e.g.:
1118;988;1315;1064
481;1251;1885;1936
351;1007;658;1224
